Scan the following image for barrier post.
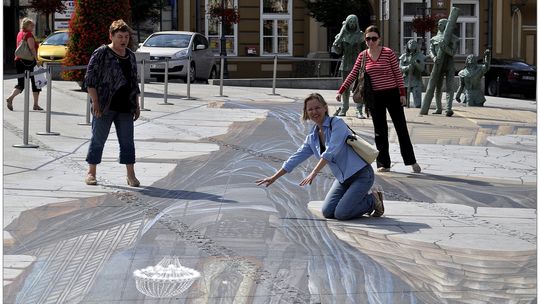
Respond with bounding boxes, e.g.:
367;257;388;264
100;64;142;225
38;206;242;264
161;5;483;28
269;55;279;95
37;65;60;135
158;59;173;105
182;56;195;100
139;59;150;111
216;56;227;97
13;71;39;148
78;94;91;125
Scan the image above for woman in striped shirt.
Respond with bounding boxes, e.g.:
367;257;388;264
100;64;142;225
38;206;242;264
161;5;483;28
336;25;421;173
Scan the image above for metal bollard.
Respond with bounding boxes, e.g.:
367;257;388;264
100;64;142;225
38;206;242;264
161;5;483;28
78;94;91;125
37;65;60;135
158;59;173;105
13;71;39;148
182;56;195;100
217;56;227;97
139;59;150;111
269;55;279;95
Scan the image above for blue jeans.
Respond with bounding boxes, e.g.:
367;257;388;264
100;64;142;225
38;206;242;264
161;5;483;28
321;165;375;220
86;111;135;165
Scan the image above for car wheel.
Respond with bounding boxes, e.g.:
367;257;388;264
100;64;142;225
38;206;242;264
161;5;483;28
487;79;499;96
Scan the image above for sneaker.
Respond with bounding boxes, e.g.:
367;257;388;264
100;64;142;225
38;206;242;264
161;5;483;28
445;110;454;117
85;174;97;185
432;109;442;114
377;167;390;172
33;105;44;111
412;163;421;173
372;188;385;217
337;112;347;117
356;113;366;119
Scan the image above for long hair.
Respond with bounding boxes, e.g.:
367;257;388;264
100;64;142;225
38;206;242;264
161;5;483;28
302;93;329;121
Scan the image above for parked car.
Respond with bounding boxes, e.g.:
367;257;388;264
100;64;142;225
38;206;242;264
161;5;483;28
482;58;536;99
136;31;217;83
37;30;69;64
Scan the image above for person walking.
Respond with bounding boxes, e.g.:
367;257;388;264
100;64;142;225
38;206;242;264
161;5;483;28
336;25;421;173
83;19;141;186
256;93;384;220
6;17;43;111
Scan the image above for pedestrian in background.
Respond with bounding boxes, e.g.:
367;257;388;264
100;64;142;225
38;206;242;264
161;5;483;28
256;93;384;220
6;17;43;111
336;25;421;173
83;19;141;186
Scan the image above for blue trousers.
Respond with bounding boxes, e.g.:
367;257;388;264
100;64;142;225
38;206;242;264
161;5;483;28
86;110;135;165
321;165;375;220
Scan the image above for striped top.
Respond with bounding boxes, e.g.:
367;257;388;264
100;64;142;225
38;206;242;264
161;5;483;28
338;47;405;96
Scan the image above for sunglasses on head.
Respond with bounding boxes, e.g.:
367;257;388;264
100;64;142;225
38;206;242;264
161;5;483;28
365;36;379;42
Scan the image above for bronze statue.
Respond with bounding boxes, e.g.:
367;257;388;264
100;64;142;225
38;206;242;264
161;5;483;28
420;7;461;117
399;39;425;108
332;15;367;118
456;49;491;107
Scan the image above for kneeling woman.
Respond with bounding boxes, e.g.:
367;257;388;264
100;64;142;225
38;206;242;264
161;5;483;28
256;93;384;220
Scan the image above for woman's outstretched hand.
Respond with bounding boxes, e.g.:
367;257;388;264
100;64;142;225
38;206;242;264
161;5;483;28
256;176;276;187
299;172;317;186
336;94;342;102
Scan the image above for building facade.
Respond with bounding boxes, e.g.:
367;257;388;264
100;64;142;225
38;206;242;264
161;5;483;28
175;0;536;78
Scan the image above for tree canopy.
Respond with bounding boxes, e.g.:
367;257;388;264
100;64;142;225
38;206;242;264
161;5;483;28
62;0;131;81
304;0;373;31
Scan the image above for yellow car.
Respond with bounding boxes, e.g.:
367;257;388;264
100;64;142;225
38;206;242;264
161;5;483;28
37;30;69;64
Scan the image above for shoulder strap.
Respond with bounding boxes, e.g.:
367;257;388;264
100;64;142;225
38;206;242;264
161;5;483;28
329;116;357;135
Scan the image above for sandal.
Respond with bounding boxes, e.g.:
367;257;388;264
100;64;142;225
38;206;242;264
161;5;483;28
127;176;140;187
85;174;97;185
6;98;13;111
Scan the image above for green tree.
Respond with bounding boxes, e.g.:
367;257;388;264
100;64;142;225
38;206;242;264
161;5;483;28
304;0;373;47
62;0;131;81
30;0;66;35
131;0;164;42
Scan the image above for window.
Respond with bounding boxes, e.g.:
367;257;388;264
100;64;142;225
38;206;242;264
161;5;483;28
451;0;479;55
401;0;431;54
260;0;292;55
205;0;238;56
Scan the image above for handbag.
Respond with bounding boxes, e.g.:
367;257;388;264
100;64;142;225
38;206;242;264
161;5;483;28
351;51;374;108
15;34;34;61
329;117;379;163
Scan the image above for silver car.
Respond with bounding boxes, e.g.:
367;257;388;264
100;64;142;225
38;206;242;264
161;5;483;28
136;31;217;83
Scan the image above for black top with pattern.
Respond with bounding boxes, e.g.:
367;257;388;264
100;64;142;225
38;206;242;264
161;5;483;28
108;47;132;113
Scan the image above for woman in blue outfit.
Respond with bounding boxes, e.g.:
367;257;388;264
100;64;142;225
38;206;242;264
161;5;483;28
83;20;141;187
256;93;384;220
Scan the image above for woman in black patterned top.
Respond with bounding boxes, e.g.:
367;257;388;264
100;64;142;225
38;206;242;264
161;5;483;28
83;20;141;186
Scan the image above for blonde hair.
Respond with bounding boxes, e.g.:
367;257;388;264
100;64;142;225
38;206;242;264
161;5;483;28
109;19;133;35
20;18;34;31
302;93;329;121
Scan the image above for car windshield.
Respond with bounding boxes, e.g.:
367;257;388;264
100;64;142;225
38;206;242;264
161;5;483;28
143;34;191;48
42;32;69;45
